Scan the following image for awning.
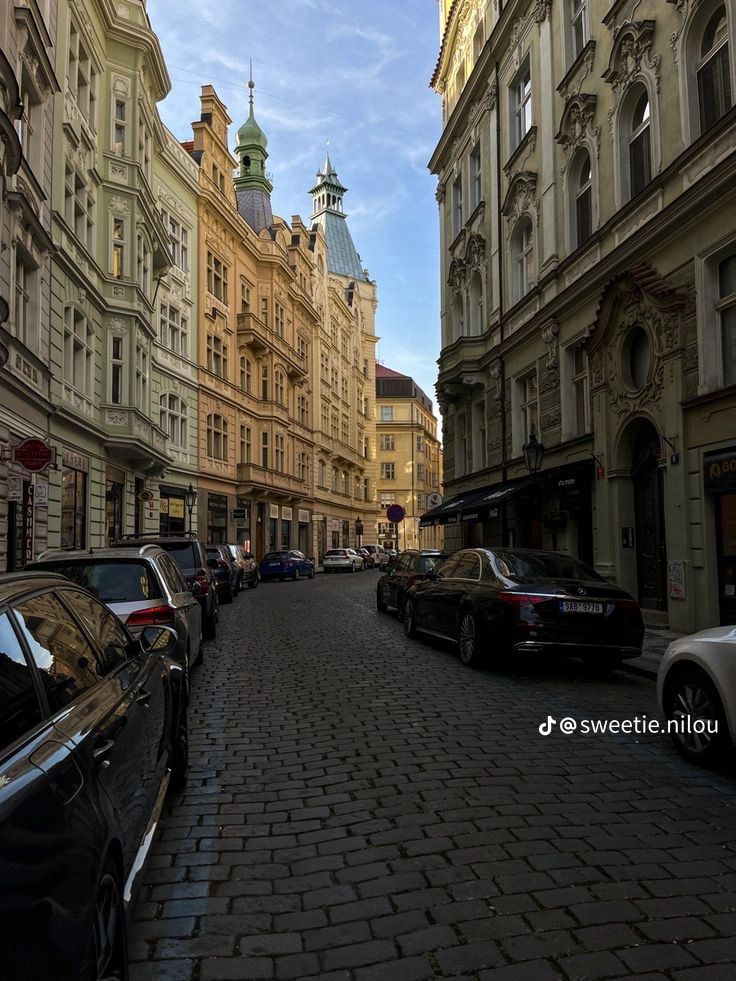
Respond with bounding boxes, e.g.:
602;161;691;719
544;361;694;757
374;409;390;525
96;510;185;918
419;479;534;528
419;489;488;528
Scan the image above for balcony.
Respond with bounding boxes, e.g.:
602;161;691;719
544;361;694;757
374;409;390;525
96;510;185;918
237;313;307;378
102;405;171;475
237;462;307;498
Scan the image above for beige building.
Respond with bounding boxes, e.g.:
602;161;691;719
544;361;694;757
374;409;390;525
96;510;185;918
375;364;444;551
429;0;736;632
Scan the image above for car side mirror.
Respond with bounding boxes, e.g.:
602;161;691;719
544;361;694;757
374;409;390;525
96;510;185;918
190;580;202;598
140;626;178;658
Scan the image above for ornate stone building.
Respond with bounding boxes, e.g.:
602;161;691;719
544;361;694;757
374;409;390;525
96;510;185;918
428;0;736;632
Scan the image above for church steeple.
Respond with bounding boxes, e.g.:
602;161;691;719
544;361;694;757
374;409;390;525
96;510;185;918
234;68;274;232
310;148;348;218
310;152;367;281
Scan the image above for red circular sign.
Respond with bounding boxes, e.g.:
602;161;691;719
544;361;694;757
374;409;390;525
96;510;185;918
386;504;405;524
13;438;54;473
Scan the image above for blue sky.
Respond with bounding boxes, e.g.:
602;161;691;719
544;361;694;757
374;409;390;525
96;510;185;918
148;0;442;407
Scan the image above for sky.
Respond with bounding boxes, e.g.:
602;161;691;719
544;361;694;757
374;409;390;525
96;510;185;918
148;0;443;408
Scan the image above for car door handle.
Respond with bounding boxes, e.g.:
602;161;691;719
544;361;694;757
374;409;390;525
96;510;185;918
92;739;115;766
136;689;152;707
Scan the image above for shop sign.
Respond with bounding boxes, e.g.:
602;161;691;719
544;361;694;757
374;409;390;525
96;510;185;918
232;508;246;520
8;476;22;503
62;448;89;472
160;498;169;515
704;448;736;491
169;499;184;518
138;490;154;503
462;512;480;522
21;483;34;566
556;476;578;490
12;439;55;474
668;560;686;601
34;482;48;509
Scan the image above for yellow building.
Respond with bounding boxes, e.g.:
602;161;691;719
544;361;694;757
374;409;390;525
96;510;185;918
375;365;443;551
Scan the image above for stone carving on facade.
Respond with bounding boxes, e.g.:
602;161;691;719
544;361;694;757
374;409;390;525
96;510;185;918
501;171;539;226
465;233;485;271
603;20;661;133
540;321;559;369
555;94;601;174
435;178;446;204
448;257;466;289
489;361;504;399
106;410;127;426
109;195;130;215
533;0;552;24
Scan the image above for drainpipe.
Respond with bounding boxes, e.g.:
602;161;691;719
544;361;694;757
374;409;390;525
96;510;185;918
495;55;509;545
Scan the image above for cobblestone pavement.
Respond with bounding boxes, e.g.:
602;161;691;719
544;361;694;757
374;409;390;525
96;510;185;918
130;572;736;981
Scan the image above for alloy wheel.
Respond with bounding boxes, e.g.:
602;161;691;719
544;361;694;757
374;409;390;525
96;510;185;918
459;613;476;665
671;681;719;755
94;871;124;980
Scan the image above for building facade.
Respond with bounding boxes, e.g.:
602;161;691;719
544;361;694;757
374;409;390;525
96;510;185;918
429;0;736;632
0;0;59;570
375;364;444;551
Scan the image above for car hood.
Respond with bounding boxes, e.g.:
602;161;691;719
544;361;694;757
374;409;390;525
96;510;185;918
667;625;736;651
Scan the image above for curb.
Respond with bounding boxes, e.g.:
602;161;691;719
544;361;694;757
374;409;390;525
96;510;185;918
619;656;660;681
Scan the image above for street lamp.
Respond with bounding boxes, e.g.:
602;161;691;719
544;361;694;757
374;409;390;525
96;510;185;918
184;482;197;534
522;430;545;478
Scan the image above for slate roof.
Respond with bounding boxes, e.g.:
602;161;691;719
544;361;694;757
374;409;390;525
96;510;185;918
316;210;367;281
236;188;273;234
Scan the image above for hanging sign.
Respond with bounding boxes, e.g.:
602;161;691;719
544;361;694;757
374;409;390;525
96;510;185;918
12;439;55;474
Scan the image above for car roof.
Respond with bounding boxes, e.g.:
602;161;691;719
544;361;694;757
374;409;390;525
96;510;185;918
32;546;166;563
0;571;74;604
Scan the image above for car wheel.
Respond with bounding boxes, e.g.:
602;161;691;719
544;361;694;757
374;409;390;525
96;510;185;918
248;577;258;589
294;568;300;581
458;612;484;668
350;563;356;573
664;667;729;766
404;597;417;638
203;610;216;640
309;566;315;579
169;693;188;793
221;584;233;604
88;859;127;981
194;628;204;666
376;585;388;613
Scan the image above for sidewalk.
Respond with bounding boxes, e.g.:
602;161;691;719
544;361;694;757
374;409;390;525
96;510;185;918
621;627;687;680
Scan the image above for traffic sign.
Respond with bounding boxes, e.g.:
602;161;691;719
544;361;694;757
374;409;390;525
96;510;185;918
427;492;443;509
12;438;55;473
386;504;405;524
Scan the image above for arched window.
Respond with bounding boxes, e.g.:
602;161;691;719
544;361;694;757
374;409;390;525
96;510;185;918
274;369;285;405
625;85;652;199
452;291;465;340
332;466;339;492
698;5;732;133
469;272;484;336
206;413;228;460
573;149;593;247
160;393;187;448
511;217;534;302
318;459;326;487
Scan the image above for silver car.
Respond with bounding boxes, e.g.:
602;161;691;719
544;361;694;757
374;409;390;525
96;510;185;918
657;625;736;766
28;545;203;686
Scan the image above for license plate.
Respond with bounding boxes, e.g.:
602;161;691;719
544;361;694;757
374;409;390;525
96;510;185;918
560;600;603;614
268;563;281;567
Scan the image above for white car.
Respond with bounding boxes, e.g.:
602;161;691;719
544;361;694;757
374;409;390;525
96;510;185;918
323;548;364;573
657;625;736;766
361;544;385;567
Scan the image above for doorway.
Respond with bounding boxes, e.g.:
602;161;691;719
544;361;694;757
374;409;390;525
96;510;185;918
632;422;667;610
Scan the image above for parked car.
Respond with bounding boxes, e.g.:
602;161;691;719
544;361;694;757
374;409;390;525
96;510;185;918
225;543;259;590
206;544;239;602
259;550;315;581
323;548;364;573
377;549;449;618
113;534;218;640
27;545;203;681
403;548;644;668
657;625;736;766
361;543;385;567
358;547;375;569
378;548;398;570
0;571;187;981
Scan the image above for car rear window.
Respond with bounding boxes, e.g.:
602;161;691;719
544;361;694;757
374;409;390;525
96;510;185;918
421;554;448;572
493;551;603;582
158;542;199;574
263;552;289;561
325;550;346;556
34;561;163;602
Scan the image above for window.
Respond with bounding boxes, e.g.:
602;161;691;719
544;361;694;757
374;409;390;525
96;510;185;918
473;20;485;60
417;463;426;481
511;217;534;302
520;371;540;443
317;460;326;487
332;466;339;492
206;252;228;302
511;59;532;151
166;216;189;272
379;434;395;451
261;296;269;326
240;425;252;464
18;71;41;173
113;98;126;156
261;431;269;469
380;492;396;508
572;345;589;434
341;415;349;443
381;463;396;480
452;175;463;237
275;370;285;405
297;394;308;426
416;435;425;453
417;493;426;511
64;163;95;252
61;465;87;548
470;143;482;211
298;452;308;481
207;334;228;378
320;402;329;433
112;218;125;279
570;0;589;62
207;413;228;460
241;282;251;314
68;19;97;127
0;612;43;748
341;376;349;402
240;355;252;392
110;335;124;404
718;252;736;386
261;364;269;400
275;434;285;472
136;235;151;295
698;5;732;133
135;342;148;409
473;399;487;470
160;304;188;356
160;393;188;448
63;307;93;396
453;292;465;340
574;150;593;247
14;251;37;349
470;271;484;335
275;303;285;338
380;406;394;422
331;411;339;440
627;86;652;199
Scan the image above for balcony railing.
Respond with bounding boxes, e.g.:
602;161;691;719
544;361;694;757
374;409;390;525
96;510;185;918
237;462;307;496
237;313;307;378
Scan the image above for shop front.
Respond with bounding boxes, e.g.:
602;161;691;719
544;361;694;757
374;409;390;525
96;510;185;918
207;492;229;544
703;447;736;626
61;449;89;549
159;486;187;536
106;466;125;544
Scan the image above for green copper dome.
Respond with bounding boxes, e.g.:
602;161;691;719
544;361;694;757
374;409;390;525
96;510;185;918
236;81;268;151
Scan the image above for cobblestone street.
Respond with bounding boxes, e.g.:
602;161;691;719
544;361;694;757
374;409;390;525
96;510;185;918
130;572;736;981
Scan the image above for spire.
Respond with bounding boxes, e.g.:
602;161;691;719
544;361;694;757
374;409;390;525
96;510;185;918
309;152;367;281
234;68;273;232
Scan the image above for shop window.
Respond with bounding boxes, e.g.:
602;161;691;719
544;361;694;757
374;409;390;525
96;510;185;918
61;465;87;548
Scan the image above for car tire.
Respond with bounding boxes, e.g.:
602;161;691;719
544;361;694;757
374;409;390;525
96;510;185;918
309;566;315;579
294;568;300;581
85;858;128;981
404;597;417;638
664;666;730;766
221;584;233;604
377;586;388;613
458;611;484;668
169;693;188;793
193;629;204;667
350;563;356;573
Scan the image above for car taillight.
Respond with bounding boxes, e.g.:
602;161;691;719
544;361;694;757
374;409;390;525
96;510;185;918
195;570;210;594
497;592;550;606
127;605;175;627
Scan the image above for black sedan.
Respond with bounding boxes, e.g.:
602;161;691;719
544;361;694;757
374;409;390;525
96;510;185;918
0;572;188;980
376;549;448;619
403;548;644;668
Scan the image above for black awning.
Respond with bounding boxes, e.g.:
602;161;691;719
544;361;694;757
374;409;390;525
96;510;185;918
418;489;489;528
420;480;535;528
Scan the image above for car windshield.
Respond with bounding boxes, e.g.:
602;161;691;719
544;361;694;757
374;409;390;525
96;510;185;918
158;542;198;574
263;552;289;561
493;550;603;583
34;561;163;602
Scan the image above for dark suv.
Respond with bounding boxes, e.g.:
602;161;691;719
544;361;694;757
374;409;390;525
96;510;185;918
0;571;188;980
113;534;218;639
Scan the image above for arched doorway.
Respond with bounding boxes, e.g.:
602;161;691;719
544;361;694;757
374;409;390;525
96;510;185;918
631;420;667;610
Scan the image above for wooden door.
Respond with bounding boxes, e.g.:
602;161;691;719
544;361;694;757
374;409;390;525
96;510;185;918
633;434;667;610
